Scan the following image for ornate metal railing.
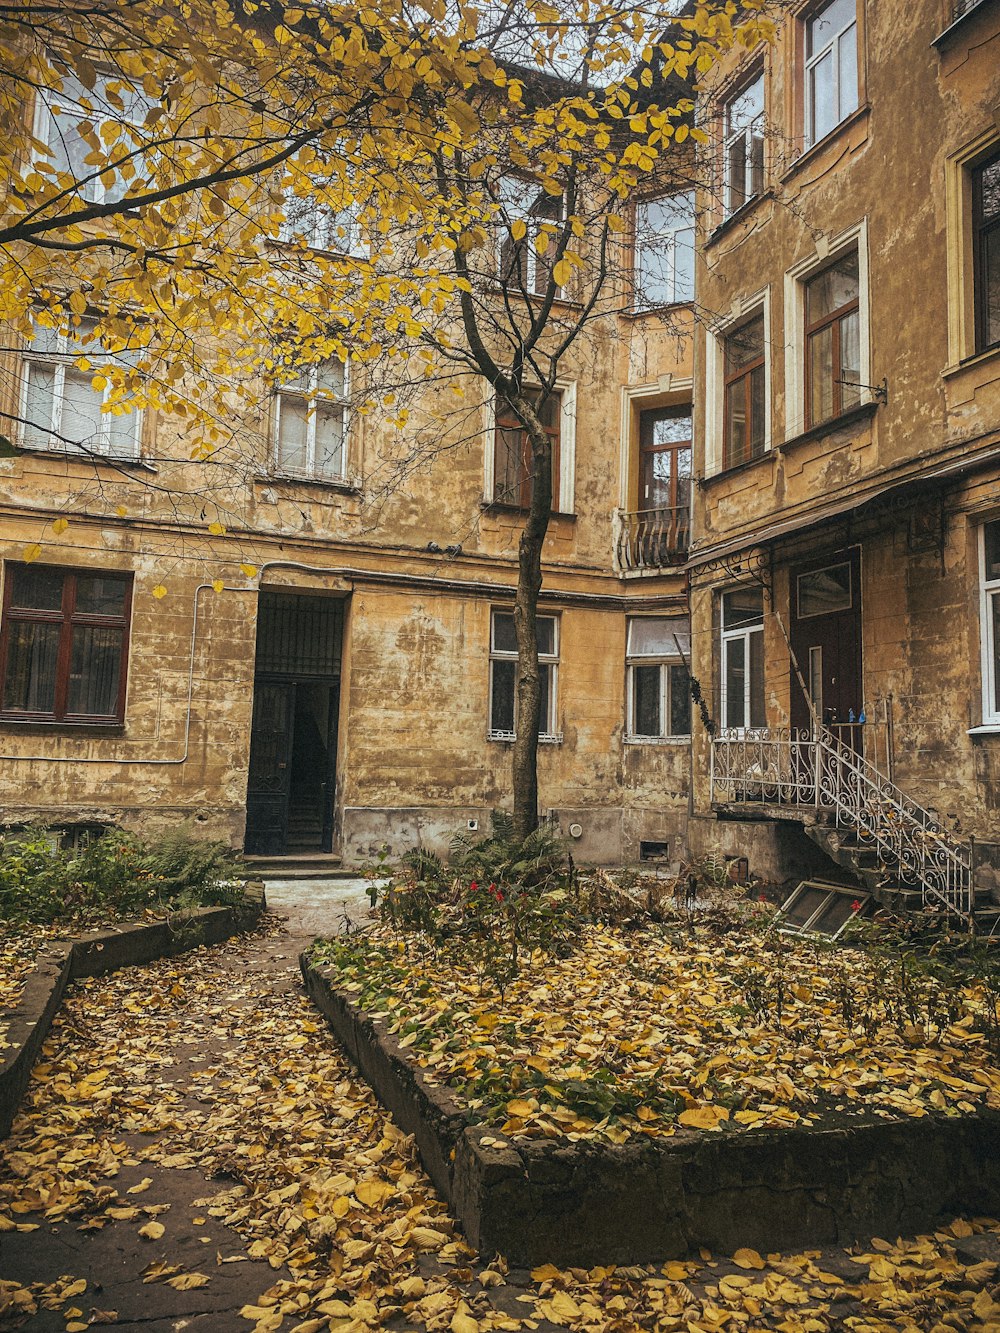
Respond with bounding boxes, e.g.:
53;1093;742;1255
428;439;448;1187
711;725;974;918
613;505;689;571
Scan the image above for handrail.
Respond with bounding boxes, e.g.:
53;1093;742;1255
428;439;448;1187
614;505;689;571
710;725;974;918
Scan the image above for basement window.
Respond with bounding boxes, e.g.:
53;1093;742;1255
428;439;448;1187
776;880;868;938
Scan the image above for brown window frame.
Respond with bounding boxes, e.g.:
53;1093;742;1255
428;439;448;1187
804;252;860;428
973;148;1000;355
493;389;561;510
723;313;766;470
0;565;133;725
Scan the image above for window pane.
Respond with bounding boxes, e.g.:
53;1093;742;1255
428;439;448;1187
673;227;695;302
808;891;859;936
4;622;60;713
726;315;764;371
536;617;556;657
981;158;1000;224
10;566;65;611
539;661;553;734
722;587;763;629
726;76;763;135
806;252;859;321
67;625;122;715
725;382;746;465
628;616;690;657
315;359;346;396
727;134;748;211
315;403;345;477
809;324;834;424
492;612;517;654
810;50;836;143
839;309;861;410
23;363;57;449
105;411;138;458
808;0;855;57
724;637;746;728
798;563;852;617
985;522;1000;582
838;24;858;120
61;368;104;447
749;364;765;456
633;664;662;737
494;426;525;504
75;575;128;616
491;658;515;733
984;226;1000;349
276;394;310;472
750;627;765;728
993;593;1000;708
782;885;829;928
669;663;691;736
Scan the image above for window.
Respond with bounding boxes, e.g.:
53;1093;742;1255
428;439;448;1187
777;881;867;938
723;313;766;468
980;521;1000;724
626;617;690;740
279;172;365;256
973;150;1000;354
33;73;149;206
804;250;860;426
723;74;764;216
634;193;695;307
720;587;765;730
805;0;858;148
497;177;565;296
493;389;561;509
489;611;559;741
0;565;132;725
274;359;348;481
20;320;141;458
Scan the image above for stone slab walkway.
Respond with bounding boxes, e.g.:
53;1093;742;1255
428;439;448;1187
2;907;1000;1332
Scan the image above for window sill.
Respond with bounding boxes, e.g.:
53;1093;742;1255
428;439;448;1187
778;105;872;185
622;299;694;321
488;731;563;745
776;400;880;454
257;472;360;496
698;448;771;488
480;500;577;522
0;719;126;734
705;191;774;250
624;734;691;746
942;343;1000;379
968;724;1000;736
12;444;154;472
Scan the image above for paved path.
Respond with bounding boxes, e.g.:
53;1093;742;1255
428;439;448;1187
3;905;1000;1332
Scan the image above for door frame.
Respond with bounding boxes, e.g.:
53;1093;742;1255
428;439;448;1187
789;544;863;735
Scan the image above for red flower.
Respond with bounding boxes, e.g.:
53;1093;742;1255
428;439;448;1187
497;891;505;902
469;880;478;893
852;899;862;912
758;892;768;903
488;882;496;893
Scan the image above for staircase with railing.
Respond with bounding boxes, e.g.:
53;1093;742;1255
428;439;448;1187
711;724;976;920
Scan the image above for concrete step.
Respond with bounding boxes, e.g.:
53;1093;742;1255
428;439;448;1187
244;853;353;880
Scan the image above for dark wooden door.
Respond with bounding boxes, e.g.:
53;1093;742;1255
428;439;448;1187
245;682;294;855
789;548;862;735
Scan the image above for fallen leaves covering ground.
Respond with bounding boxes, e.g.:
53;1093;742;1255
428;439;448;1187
2;920;1000;1332
0;928;53;1051
313;918;1000;1141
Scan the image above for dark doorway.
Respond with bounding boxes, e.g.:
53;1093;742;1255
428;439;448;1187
789;547;862;737
245;592;344;856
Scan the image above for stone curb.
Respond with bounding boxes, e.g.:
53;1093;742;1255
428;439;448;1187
302;955;1000;1266
0;884;266;1139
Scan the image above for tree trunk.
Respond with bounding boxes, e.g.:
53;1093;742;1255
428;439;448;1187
511;398;554;844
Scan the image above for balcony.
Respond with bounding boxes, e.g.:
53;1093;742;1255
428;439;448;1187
614;505;689;573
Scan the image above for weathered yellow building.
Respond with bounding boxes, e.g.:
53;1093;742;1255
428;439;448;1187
686;0;1000;913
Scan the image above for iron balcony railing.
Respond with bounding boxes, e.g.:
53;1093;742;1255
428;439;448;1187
710;724;974;918
613;505;690;572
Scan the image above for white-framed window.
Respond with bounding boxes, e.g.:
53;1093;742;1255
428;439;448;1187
634;192;695;308
497;176;566;296
20;319;141;459
778;881;868;938
488;610;560;742
273;359;348;481
980;520;1000;725
723;73;764;217
279;178;365;256
484;381;577;514
33;73;150;206
720;587;765;730
626;617;691;741
805;0;858;148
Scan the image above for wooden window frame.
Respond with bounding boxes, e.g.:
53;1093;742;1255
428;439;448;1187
492;389;561;510
723;314;766;470
488;609;560;742
0;565;133;725
638;407;692;512
804;252;860;427
972;149;1000;355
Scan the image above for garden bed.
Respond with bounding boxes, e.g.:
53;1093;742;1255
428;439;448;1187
304;903;1000;1265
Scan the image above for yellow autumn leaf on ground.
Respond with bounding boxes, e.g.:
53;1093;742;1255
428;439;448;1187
678;1105;730;1130
732;1248;765;1270
138;1221;165;1240
450;1306;479;1333
355;1179;394;1207
165;1272;210;1290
